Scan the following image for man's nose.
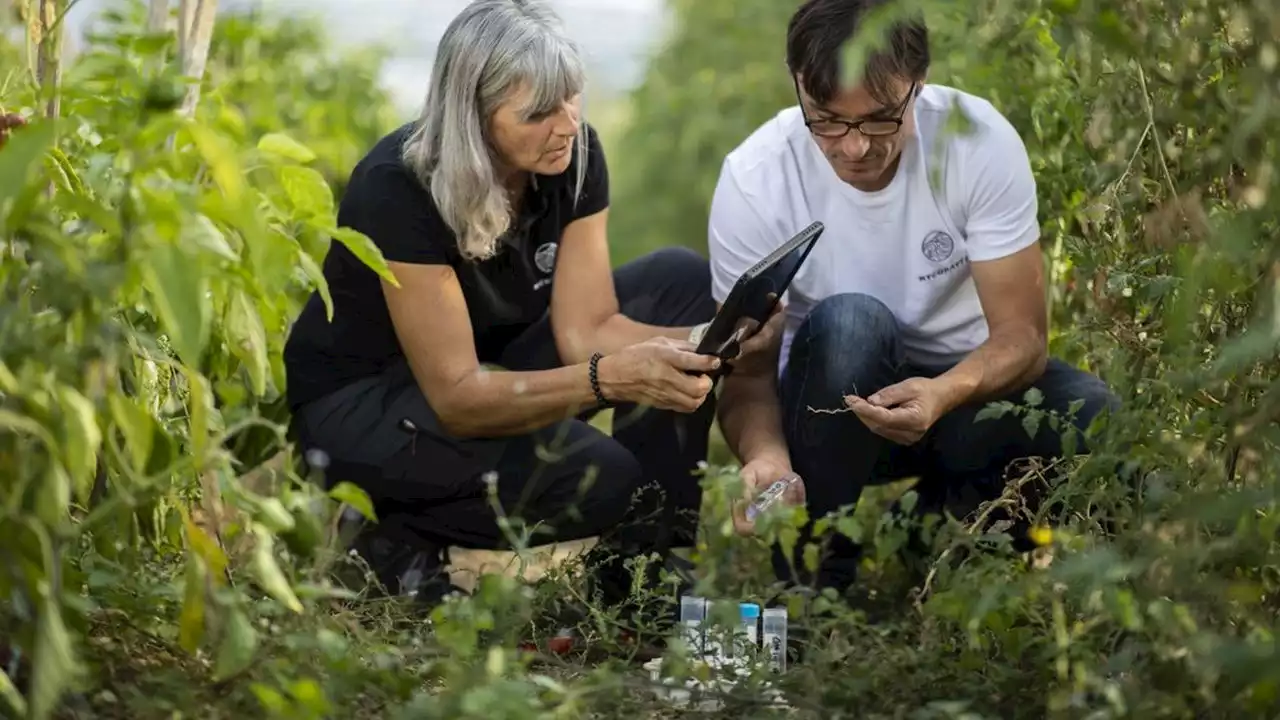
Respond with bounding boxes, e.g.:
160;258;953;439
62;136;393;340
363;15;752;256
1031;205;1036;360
838;131;871;158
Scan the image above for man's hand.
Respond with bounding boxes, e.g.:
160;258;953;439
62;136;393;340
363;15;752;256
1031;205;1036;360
732;455;805;535
846;377;950;445
724;302;785;377
0;113;28;151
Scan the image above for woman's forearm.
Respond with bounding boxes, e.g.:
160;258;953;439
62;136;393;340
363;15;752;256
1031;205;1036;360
427;363;601;438
557;312;691;365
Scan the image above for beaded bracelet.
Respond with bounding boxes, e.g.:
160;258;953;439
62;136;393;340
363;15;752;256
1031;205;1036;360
588;352;610;407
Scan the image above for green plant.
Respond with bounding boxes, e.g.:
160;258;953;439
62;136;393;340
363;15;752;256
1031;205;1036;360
2;0;1278;717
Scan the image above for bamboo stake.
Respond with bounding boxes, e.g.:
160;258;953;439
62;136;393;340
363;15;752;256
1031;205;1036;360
147;0;169;33
36;0;61;119
177;0;217;118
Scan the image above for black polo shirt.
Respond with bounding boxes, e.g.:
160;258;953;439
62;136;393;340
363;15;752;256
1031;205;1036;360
282;122;609;411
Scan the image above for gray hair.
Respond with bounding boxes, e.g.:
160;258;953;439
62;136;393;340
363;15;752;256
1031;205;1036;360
402;0;589;262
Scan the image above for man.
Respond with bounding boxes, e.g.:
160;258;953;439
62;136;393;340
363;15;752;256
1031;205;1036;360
710;0;1118;593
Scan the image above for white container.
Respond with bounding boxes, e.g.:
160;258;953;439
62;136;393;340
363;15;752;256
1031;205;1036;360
762;607;787;673
703;599;732;664
679;595;707;656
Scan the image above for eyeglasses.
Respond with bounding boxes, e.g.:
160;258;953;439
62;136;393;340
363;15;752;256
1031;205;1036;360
794;78;917;139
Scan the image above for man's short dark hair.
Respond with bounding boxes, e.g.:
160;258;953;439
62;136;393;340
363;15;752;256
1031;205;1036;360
786;0;930;108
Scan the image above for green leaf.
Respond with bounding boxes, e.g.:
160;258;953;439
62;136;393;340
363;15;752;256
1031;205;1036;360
258;132;318;163
245;228;298;294
187;123;246;203
298;248;334;321
1021;410;1043;440
213;605;259;682
142;242;210;365
973;402;1011;423
331;227;399;288
0;408;55;447
0;120;58;234
56;387;102;505
186;368;214;462
838;0;923;89
29;594;83;720
279;165;334;219
178;558;207;654
0;665;27;717
225;288;270;397
1023;387;1044;408
328;481;378;522
108;393;154;474
182;505;229;583
252;526;304;614
181;213;240;263
250;496;296;534
35;464;72;528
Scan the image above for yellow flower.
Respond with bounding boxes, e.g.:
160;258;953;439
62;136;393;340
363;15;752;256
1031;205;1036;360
1028;525;1054;547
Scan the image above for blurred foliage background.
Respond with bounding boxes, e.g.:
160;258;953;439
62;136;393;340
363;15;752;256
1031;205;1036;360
1;0;1278;717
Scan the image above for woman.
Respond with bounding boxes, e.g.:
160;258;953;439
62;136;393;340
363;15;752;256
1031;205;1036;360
283;0;725;607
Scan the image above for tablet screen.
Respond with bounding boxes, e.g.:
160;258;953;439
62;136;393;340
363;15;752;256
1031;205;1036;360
696;221;824;359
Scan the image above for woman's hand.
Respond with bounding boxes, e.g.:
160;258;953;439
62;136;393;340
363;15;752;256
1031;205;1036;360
597;337;721;412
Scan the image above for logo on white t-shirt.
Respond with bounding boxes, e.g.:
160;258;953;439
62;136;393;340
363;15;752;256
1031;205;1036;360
921;230;954;263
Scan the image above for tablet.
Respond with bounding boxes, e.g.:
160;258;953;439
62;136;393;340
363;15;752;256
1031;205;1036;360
696;220;824;361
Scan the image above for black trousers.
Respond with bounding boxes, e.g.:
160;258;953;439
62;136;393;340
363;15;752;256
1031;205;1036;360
293;248;717;567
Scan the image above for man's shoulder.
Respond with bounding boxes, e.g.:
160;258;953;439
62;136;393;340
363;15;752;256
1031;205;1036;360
915;84;1025;156
720;106;812;201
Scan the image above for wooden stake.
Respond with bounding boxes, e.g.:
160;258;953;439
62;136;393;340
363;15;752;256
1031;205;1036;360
147;0;169;33
177;0;217;118
36;0;61;119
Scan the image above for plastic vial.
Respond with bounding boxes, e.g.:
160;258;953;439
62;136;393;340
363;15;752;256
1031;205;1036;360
704;599;732;665
679;595;707;656
746;473;802;521
736;603;761;658
762;607;788;673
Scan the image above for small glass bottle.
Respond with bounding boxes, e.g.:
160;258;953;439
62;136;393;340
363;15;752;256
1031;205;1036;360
746;473;802;521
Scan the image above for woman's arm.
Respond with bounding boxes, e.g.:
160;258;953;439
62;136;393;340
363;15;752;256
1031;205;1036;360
385;262;599;437
550;209;694;365
384;261;718;439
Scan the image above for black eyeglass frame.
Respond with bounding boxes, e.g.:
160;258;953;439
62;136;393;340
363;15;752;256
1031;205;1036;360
793;77;918;139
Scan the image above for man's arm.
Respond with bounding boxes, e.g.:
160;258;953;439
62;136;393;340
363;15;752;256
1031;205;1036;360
716;311;791;467
932;108;1048;414
705;157;794;469
932;243;1048;415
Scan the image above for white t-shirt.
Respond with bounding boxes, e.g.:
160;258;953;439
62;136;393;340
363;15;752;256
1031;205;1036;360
707;84;1040;376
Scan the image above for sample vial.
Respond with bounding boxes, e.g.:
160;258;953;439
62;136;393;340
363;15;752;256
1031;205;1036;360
762;607;788;673
736;602;761;658
704;599;734;665
679;595;707;656
746;473;802;521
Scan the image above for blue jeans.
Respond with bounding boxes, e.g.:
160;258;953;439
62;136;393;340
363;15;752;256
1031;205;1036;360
777;293;1119;591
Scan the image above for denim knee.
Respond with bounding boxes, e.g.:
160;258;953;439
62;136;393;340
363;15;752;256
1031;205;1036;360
647;246;709;284
787;293;903;393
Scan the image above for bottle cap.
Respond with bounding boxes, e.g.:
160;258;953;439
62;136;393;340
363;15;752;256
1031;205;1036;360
739;602;761;620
